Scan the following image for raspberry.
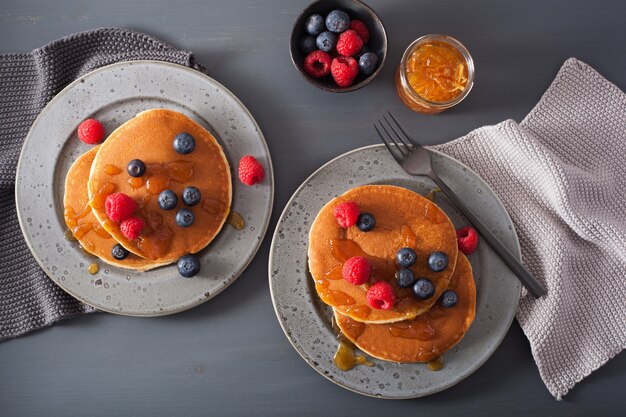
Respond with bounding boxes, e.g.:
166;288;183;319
366;281;396;310
104;193;137;222
77;119;105;145
342;256;371;285
349;20;370;44
457;226;479;255
331;56;358;88
336;30;363;57
333;201;360;228
238;155;265;186
303;50;332;78
120;216;145;241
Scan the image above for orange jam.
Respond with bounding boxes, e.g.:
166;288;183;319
396;35;474;114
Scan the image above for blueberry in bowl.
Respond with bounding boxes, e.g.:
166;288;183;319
290;0;387;93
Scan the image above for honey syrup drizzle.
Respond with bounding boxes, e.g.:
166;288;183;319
388;318;436;341
64;182;116;241
424;187;442;201
144;161;194;195
331;316;373;371
104;165;122;175
334;336;374;371
426;356;444;371
226;211;245;230
87;263;99;275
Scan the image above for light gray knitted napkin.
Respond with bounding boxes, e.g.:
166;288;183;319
0;28;199;341
431;58;626;399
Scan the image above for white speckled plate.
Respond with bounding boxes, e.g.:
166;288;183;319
16;61;273;316
269;145;521;399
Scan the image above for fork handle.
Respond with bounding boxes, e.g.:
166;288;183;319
431;174;547;298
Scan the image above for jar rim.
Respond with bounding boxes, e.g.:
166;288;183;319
399;34;475;108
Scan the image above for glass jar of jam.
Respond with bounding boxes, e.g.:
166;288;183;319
395;34;474;114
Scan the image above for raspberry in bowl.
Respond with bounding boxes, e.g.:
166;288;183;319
290;0;387;93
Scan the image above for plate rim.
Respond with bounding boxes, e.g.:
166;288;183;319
15;60;275;317
268;143;521;399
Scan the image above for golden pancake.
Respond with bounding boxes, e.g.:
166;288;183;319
335;252;476;363
88;109;232;263
308;185;458;324
63;147;167;270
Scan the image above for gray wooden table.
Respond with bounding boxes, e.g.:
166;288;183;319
1;0;625;416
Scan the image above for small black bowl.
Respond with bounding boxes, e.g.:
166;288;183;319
290;0;388;93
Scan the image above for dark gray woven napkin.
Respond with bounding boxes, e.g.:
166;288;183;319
0;28;199;341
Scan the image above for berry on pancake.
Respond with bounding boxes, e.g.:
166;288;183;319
428;251;449;272
127;159;146;177
176;208;195;227
173;132;196;154
105;193;137;222
182;186;201;206
356;212;376;232
158;189;178;211
120;216;145;240
413;278;435;300
440;290;458;308
333;201;360;228
342;256;371;285
366;281;395;310
395;247;417;268
111;243;129;261
395;268;416;288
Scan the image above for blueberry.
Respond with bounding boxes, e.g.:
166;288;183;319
173;132;195;154
299;35;317;54
111;243;129;261
440;290;458;308
316;31;337;52
325;9;350;33
395;268;416;288
357;213;376;232
396;247;417;267
176;208;195;227
413;278;435;300
177;254;200;278
305;14;325;36
358;52;379;75
158;189;178;210
127;159;146;177
428;251;449;272
182;186;201;206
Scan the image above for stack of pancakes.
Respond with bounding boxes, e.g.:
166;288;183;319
63;109;232;271
308;185;476;363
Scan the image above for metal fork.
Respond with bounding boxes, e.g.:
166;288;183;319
375;111;547;298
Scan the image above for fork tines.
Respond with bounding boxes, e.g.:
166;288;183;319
374;111;415;163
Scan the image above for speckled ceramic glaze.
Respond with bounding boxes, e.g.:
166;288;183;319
269;145;521;399
16;61;274;316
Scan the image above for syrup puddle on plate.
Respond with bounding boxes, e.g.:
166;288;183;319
333;334;374;371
